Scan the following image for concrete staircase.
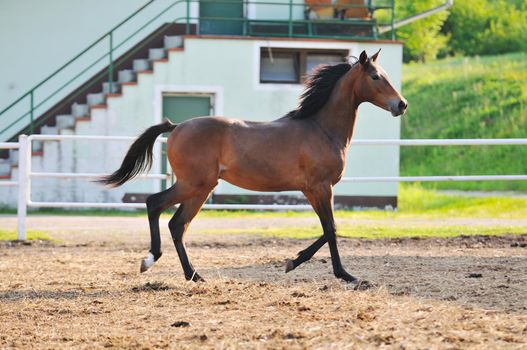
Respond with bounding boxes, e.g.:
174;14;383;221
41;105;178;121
0;35;184;190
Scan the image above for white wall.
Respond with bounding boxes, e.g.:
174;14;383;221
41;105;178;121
0;37;402;208
0;0;194;139
0;12;403;207
0;0;143;108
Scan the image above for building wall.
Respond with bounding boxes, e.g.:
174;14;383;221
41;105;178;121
0;0;198;138
0;0;403;208
0;0;304;119
0;36;402;208
1;0;140;109
163;38;402;199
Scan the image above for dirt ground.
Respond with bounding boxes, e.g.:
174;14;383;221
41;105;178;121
0;215;526;349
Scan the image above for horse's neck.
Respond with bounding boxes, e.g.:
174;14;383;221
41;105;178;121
314;71;360;149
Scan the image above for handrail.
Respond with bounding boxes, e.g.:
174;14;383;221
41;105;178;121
0;1;155;117
0;0;185;139
0;0;394;141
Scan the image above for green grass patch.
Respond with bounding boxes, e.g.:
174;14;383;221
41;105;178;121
0;186;525;241
197;185;527;239
201;224;527;240
401;52;527;191
0;229;54;241
396;184;527;218
0;184;525;220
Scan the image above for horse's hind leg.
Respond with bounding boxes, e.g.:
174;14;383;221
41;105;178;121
168;192;210;282
140;183;195;273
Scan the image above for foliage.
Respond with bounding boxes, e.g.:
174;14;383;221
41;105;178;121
392;0;450;62
387;0;527;62
443;0;527;56
400;52;527;191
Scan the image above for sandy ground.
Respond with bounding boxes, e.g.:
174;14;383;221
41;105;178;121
0;215;526;349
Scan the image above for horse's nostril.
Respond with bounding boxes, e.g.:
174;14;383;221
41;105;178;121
398;100;407;111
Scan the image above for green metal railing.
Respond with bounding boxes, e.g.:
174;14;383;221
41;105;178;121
0;0;394;141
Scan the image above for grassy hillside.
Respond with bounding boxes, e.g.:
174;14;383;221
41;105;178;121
400;52;527;191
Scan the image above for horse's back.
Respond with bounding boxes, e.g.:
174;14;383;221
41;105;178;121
165;115;311;191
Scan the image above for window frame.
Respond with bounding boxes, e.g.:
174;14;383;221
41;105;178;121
259;48;348;84
259;50;301;84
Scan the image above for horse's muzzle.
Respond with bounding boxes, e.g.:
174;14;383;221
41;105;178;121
390;99;408;117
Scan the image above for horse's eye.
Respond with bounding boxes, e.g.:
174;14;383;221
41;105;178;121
371;74;380;80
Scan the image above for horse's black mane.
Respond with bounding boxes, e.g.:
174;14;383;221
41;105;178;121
286;61;356;119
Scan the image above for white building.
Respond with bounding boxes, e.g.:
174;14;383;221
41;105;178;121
0;0;402;209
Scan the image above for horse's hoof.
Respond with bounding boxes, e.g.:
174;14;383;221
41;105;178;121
335;271;357;283
285;259;295;273
187;272;205;283
140;253;155;273
193;274;205;283
353;279;375;291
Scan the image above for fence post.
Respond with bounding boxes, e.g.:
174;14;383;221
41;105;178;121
17;134;29;240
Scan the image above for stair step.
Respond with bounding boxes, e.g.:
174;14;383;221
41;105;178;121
133;59;151;72
72;103;89;118
164;35;183;49
118;69;136;83
149;48;166;60
102;82;121;94
56;114;75;129
87;93;106;106
40;125;58;135
32;141;43;153
9;150;19;164
60;128;75;136
0;160;11;175
10;167;18;180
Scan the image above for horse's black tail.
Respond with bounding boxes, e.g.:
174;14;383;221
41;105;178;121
98;119;177;188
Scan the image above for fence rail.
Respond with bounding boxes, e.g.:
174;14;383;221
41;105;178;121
0;134;525;240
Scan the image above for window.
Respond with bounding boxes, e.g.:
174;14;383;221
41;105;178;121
260;48;347;84
260;51;300;83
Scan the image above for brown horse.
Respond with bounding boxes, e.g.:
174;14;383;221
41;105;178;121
100;49;407;286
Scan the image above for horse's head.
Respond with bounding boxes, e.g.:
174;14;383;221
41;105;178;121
354;49;407;117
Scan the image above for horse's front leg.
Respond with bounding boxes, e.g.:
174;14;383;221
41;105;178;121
285;235;326;273
304;185;357;283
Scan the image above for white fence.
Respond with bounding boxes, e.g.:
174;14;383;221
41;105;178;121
1;134;527;241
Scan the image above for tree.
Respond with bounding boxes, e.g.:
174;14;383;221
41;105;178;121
442;0;527;56
393;1;450;62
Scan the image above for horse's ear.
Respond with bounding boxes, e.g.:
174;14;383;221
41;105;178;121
371;48;381;62
359;50;368;66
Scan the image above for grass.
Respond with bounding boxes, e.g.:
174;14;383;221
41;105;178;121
197;185;527;239
0;229;54;241
1;184;526;220
201;224;527;240
401;52;527;191
396;184;527;218
1;185;526;241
